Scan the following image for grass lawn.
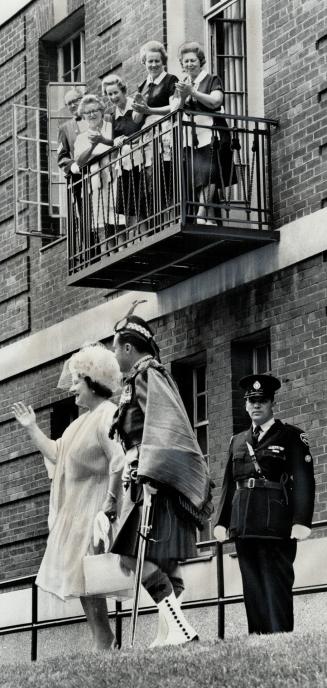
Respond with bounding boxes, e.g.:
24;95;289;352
0;594;327;687
0;631;327;688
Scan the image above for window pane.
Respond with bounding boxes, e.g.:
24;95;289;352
209;0;246;116
63;43;71;77
254;344;270;374
73;36;81;68
196;425;208;456
196;365;206;393
196;395;207;423
73;66;81;82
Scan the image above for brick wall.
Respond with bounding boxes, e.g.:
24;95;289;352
0;0;326;586
263;0;327;226
85;0;164;91
0;253;326;580
0;0;168;348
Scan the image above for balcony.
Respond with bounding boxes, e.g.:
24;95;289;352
67;110;279;291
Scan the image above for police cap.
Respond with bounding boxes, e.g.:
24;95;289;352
239;373;281;400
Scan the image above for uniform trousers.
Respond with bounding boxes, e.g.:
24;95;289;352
235;538;297;634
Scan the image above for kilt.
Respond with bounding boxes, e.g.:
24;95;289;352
111;484;197;573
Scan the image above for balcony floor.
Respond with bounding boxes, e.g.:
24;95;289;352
68;221;279;292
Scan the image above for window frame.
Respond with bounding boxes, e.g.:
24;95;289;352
57;30;86;84
171;353;212;544
192;363;210;467
204;0;248;118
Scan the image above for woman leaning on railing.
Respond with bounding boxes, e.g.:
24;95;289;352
171;41;237;226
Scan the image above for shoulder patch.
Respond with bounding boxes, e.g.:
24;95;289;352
300;432;310;447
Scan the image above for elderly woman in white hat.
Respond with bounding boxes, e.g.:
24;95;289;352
12;343;124;651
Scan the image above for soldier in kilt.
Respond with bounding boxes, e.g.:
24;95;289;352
104;303;212;646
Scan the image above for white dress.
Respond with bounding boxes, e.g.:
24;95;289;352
74;122;122;228
36;400;124;600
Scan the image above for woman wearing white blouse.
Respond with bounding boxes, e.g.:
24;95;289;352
173;42;237;224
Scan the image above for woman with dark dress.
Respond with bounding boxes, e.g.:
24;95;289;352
132;41;177;122
173;41;237;225
102;75;143;237
132;41;178;226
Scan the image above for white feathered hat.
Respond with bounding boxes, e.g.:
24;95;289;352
57;343;121;394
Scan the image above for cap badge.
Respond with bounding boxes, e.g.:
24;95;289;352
253;380;261;390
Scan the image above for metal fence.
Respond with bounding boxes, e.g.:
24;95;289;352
0;519;326;661
67;110;277;277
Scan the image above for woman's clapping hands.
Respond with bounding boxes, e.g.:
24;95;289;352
175;81;193;99
87;130;105;145
132;92;150;114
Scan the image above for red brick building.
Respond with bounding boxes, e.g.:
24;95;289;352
0;0;326;651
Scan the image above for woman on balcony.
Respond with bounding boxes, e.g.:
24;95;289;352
12;344;125;651
131;41;178;229
102;75;143;242
74;94;120;252
172;41;237;225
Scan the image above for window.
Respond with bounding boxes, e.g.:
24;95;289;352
171;354;209;467
252;340;271;374
231;329;271;434
171;353;211;542
206;0;247;117
13;103;53;238
58;31;85;83
192;365;210;465
47;80;86;226
13;15;85;241
47;30;86;226
50;397;78;440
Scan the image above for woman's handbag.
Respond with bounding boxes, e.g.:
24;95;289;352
83;519;134;599
83;551;134;599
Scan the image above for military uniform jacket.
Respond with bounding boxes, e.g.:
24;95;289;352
215;419;315;539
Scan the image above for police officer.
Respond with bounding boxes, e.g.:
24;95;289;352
214;373;315;634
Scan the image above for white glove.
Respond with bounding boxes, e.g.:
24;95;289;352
70;162;80;174
290;524;311;541
93;511;110;551
214;525;227;543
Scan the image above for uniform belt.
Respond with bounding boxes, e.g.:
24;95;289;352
236;478;284;490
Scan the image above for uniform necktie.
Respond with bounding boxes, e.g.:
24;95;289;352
145;81;155;101
252;425;262;446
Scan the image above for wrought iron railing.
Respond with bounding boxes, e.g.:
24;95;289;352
0;520;326;661
67;110;277;277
